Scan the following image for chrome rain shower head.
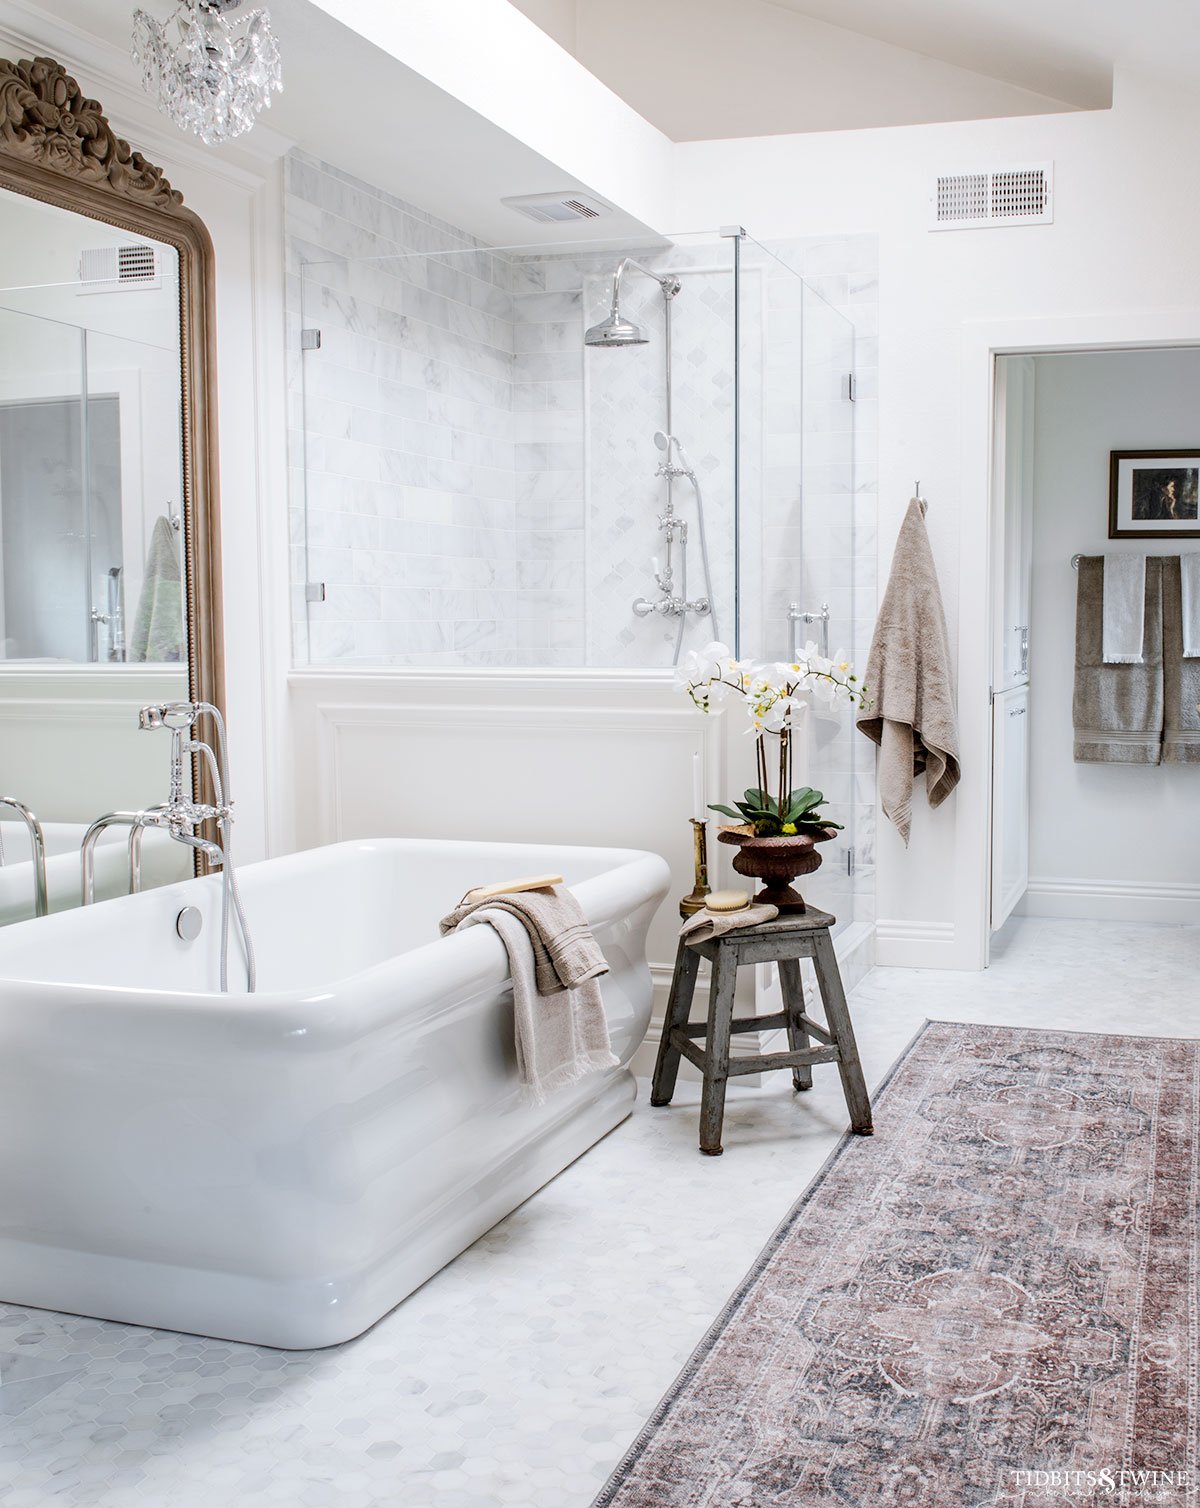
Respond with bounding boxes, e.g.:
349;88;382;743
584;310;648;347
584;257;681;349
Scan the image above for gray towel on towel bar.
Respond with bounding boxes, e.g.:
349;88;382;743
1163;556;1200;764
856;497;960;845
1073;555;1163;764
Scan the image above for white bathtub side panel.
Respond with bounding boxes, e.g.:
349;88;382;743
0;848;666;1348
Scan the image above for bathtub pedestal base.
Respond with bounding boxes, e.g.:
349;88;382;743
0;1071;637;1350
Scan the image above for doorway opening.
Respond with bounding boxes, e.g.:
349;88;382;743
988;346;1200;952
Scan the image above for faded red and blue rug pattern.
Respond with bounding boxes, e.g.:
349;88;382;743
595;1022;1200;1507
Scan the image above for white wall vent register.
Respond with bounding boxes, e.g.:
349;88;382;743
931;163;1053;230
78;242;161;291
501;191;610;224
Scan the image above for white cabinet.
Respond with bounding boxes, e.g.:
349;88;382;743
991;685;1030;930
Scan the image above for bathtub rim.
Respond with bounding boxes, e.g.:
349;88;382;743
0;838;671;1020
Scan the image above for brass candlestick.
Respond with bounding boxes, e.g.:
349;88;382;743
680;817;711;918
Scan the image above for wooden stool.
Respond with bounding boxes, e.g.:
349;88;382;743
650;908;873;1155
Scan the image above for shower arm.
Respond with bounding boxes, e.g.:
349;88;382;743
606;258;682;318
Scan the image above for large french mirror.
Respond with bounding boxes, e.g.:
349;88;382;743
0;56;222;923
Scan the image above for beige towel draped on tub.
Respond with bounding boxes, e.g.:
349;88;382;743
440;885;616;1103
856;497;961;845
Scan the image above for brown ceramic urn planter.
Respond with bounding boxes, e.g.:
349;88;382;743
717;825;839;912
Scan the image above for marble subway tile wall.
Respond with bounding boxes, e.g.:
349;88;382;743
582;245;741;668
286;151;527;666
511;257;588;666
283;149;877;726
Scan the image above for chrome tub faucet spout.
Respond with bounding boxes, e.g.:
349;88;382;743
137;700;255;992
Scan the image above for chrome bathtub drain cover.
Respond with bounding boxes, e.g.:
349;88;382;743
175;906;203;941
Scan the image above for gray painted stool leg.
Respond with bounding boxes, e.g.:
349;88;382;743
778;958;812;1091
698;946;737;1156
650;942;700;1106
812;929;873;1135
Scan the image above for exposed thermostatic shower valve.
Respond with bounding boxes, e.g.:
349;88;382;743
632;594;711;619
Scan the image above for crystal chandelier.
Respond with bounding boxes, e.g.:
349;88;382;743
132;0;282;146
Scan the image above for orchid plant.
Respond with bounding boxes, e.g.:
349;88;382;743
677;641;868;838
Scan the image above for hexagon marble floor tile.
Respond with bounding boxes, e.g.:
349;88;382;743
1;917;1197;1508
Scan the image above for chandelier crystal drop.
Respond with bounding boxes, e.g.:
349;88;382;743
132;0;282;146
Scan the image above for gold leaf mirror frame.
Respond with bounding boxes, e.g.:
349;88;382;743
0;54;224;719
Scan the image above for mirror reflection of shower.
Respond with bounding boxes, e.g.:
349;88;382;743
584;258;720;664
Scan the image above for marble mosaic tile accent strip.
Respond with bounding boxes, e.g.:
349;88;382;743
596;1020;1200;1508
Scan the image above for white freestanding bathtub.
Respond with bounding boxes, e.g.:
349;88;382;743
0;838;669;1348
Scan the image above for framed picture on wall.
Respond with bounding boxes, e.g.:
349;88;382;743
1109;449;1200;539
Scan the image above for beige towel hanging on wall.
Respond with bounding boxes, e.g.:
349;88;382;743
856;497;961;845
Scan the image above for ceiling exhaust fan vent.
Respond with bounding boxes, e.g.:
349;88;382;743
501;192;610;225
932;163;1053;230
78;243;161;291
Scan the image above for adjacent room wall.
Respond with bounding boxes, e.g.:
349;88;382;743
670;67;1200;964
1022;348;1200;923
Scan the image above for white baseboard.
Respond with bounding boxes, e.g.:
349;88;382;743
874;918;957;969
1021;877;1200;926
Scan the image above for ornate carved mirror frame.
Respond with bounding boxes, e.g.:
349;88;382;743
0;54;224;716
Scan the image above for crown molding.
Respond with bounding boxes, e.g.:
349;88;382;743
0;0;292;192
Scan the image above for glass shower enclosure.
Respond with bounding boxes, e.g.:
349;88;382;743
294;226;872;930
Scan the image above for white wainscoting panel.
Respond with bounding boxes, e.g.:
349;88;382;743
0;666;186;822
290;669;733;975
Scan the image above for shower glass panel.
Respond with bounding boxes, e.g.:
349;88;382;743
0;295;185;665
294;227;875;931
736;237;863;933
295;233;737;668
0;307;90;661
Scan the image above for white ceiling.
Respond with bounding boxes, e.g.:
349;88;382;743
0;0;661;247
509;0;1198;139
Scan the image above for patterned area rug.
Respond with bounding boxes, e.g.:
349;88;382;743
595;1022;1200;1507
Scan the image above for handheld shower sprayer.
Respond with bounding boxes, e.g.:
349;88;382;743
653;430;695;478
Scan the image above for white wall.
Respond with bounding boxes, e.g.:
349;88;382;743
1022;348;1200;922
669;68;1200;964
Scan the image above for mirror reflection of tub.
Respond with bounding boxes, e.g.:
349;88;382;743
0;816;189;925
0;837;670;1349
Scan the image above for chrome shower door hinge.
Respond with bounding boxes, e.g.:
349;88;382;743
300;327;322;351
305;582;326;603
843;372;857;401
